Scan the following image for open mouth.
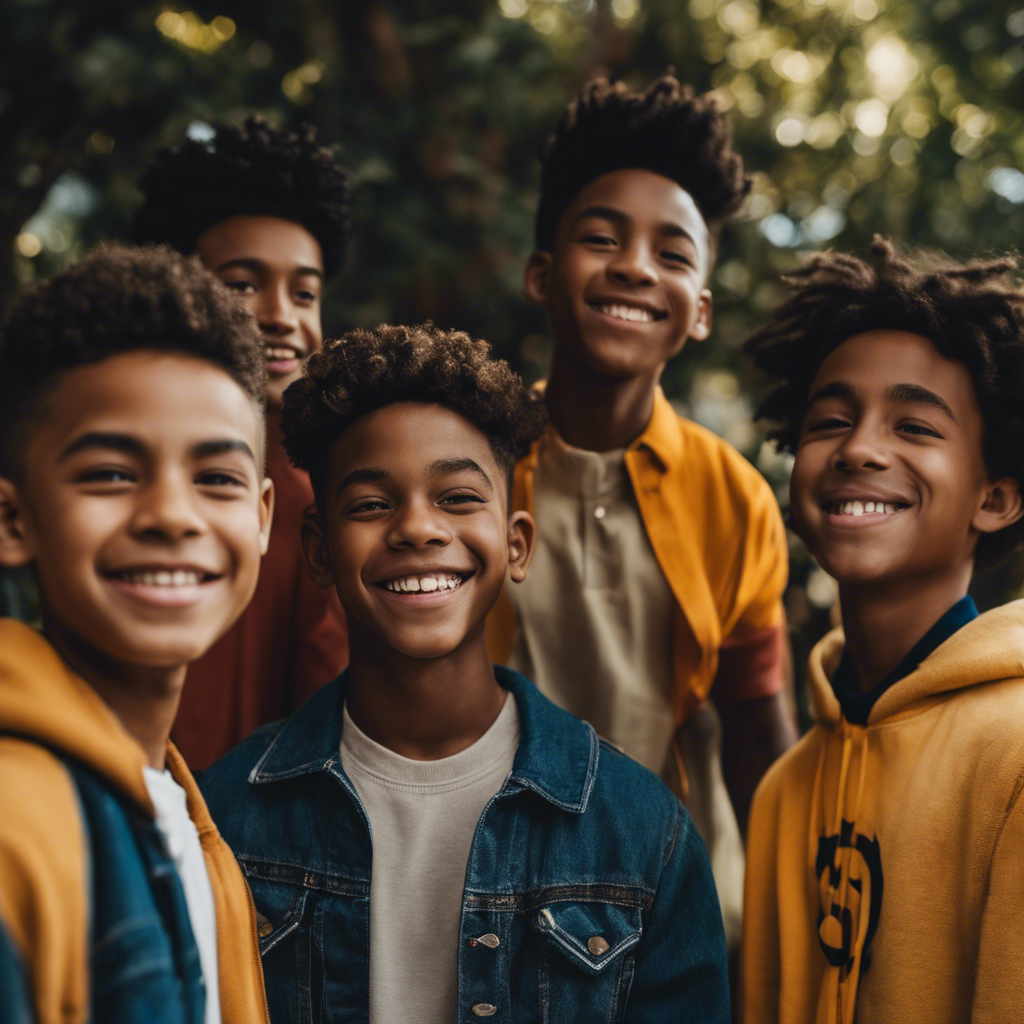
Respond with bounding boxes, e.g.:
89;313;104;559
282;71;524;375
823;500;908;516
265;345;304;374
588;302;667;323
380;571;470;594
106;568;220;586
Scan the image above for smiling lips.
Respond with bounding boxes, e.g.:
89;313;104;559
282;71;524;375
589;301;666;323
265;344;304;375
823;499;908;517
381;571;469;595
105;566;221;608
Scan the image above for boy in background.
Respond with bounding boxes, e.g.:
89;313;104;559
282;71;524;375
134;117;350;768
489;74;795;939
741;239;1024;1023
0;244;271;1023
202;324;730;1023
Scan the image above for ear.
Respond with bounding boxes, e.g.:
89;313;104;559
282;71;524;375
973;477;1024;535
688;289;713;342
523;251;553;307
258;477;275;556
0;478;34;568
300;506;336;589
506;510;536;583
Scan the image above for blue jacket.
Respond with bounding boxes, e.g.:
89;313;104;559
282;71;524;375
202;667;730;1023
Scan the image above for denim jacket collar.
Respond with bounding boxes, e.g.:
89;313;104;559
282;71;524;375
248;666;597;814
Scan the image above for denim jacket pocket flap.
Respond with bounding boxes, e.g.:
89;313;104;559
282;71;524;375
534;902;642;976
258;888;308;956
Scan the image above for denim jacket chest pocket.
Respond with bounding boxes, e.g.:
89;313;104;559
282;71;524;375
533;900;642;1023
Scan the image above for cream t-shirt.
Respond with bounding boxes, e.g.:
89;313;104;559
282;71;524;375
340;693;519;1024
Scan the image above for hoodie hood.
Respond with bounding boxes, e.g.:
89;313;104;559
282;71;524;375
807;599;1024;728
0;618;153;814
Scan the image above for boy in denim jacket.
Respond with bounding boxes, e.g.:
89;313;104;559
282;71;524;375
201;324;730;1022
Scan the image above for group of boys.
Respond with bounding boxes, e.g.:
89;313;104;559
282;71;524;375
1;68;1023;1024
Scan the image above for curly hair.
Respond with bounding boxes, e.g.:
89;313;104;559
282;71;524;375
133;117;350;278
282;323;548;506
534;73;749;252
744;236;1024;566
0;242;266;479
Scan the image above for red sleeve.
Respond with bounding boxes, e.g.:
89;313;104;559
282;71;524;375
713;619;786;704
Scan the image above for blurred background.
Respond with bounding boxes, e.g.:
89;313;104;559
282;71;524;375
2;0;1023;717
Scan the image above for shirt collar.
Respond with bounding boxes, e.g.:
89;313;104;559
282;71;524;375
248;666;598;814
625;388;682;471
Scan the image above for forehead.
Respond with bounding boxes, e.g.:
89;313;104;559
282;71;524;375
329;402;503;480
809;330;978;413
559;168;710;244
28;351;263;459
195;214;324;274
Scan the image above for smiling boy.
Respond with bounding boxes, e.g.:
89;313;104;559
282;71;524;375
740;239;1024;1023
201;324;731;1023
0;244;271;1023
134;117;350;768
488;74;793;941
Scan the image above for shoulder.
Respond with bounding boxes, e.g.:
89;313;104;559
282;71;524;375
672;415;777;506
200;719;286;818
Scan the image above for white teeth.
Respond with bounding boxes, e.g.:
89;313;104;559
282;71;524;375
385;573;464;593
119;570;202;586
833;501;901;516
266;347;299;360
596;303;656;323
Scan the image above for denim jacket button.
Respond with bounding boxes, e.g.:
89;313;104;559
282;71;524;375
258;922;273;938
587;935;610;956
478;933;500;949
471;1003;498;1016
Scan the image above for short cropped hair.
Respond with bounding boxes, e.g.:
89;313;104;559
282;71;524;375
534;73;749;252
134;117;350;277
744;236;1024;566
281;323;548;505
0;242;266;480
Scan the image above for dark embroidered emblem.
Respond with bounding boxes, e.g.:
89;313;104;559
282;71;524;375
815;819;883;977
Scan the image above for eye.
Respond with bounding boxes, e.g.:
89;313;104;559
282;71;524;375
348;498;391;517
439;492;485;508
580;232;616;247
661;249;694;267
75;466;136;485
898;422;942;439
222;280;257;295
196;470;247;489
805;416;851;433
295;288;319;304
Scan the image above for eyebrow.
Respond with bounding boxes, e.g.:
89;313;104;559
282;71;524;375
429;458;491;485
58;433;256;463
215;257;323;280
572;206;697;245
337;466;391;493
807;380;958;422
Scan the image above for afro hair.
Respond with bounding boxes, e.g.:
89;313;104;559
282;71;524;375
0;242;266;480
133;116;350;278
744;236;1024;567
281;323;548;505
534;73;749;252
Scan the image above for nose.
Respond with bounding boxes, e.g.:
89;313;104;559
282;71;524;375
254;282;299;336
607;241;658;287
129;472;206;541
386;497;452;549
830;420;890;472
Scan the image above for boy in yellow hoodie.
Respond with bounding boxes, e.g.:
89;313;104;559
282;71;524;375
739;237;1024;1024
0;244;272;1024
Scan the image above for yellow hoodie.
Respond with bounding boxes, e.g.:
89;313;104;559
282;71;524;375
0;619;269;1024
741;600;1024;1024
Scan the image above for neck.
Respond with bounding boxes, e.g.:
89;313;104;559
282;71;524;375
838;568;972;693
42;616;184;769
344;626;506;760
544;354;659;451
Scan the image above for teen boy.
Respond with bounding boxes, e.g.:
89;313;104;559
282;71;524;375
134;117;350;768
201;324;731;1022
740;239;1024;1023
488;74;795;937
0;244;272;1023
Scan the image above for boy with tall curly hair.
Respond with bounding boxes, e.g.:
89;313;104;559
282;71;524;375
0;244;272;1024
201;323;731;1023
134;117;350;768
488;73;795;941
740;238;1024;1023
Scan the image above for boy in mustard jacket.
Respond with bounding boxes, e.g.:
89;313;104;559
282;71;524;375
488;73;795;941
0;244;272;1024
740;238;1024;1023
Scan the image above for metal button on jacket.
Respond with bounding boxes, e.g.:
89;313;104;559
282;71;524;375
478;933;500;949
472;1003;498;1016
588;935;610;956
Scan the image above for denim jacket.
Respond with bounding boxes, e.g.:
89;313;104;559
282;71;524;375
202;667;730;1023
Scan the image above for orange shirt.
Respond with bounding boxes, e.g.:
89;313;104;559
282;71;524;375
174;441;348;770
487;388;787;725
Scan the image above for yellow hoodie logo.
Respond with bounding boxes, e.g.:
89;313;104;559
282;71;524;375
816;820;883;977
